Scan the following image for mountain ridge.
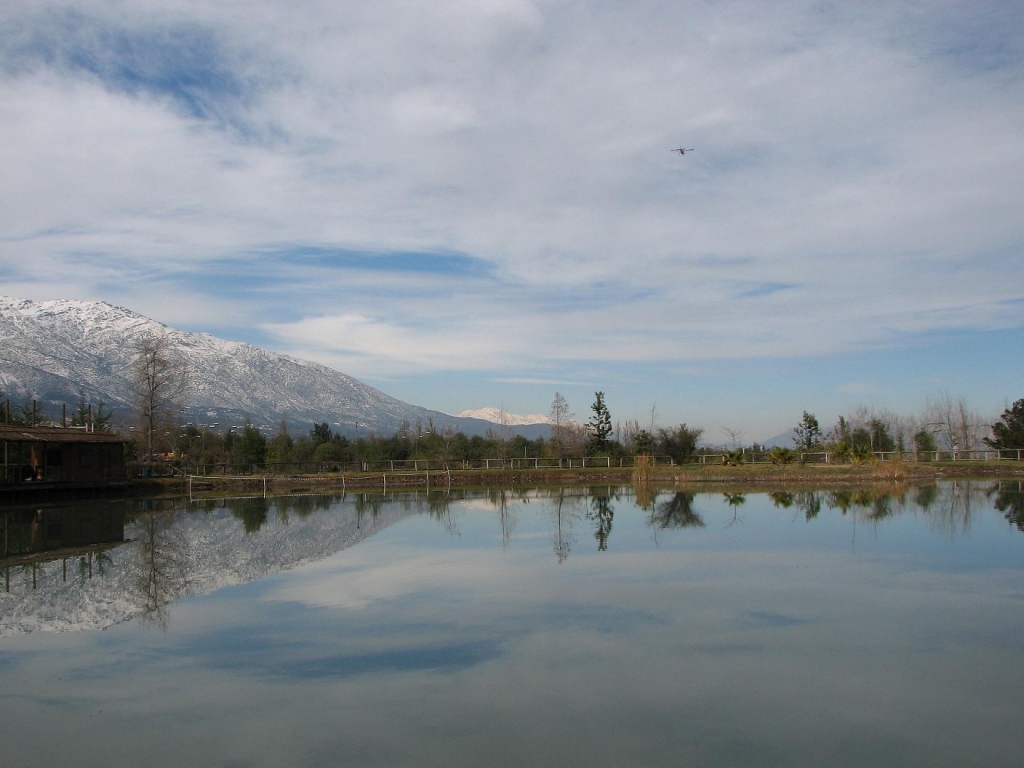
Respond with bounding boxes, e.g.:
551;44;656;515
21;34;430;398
458;407;551;426
0;296;549;439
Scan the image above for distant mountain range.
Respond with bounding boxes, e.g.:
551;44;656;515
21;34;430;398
458;407;550;426
0;297;550;439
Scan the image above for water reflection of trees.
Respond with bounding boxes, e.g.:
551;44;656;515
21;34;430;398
133;512;192;630
192;494;340;535
767;491;821;520
918;482;981;536
759;482;1021;534
484;489;517;547
353;492;385;524
587;493;615;551
632;477;657;511
277;494;334;520
987;481;1024;532
232;498;270;534
427;492;460;537
722;492;745;525
650;492;704;529
914;484;940;510
550;489;588;563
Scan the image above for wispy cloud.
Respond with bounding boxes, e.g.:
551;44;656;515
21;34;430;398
2;0;1022;434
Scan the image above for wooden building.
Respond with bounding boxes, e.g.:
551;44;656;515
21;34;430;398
0;425;129;487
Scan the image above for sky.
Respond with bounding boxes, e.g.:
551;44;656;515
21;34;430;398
1;0;1022;444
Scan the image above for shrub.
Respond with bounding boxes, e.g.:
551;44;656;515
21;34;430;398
722;449;745;466
850;445;873;466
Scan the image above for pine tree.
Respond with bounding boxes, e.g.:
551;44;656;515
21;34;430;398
792;411;822;450
985;399;1024;450
586;391;613;455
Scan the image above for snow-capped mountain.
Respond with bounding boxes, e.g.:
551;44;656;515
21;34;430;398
458;407;550;426
0;296;547;438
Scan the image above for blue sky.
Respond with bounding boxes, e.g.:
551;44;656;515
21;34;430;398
1;1;1022;444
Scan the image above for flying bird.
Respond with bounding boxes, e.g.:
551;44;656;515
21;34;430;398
671;147;695;155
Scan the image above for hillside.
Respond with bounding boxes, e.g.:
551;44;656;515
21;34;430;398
0;297;548;438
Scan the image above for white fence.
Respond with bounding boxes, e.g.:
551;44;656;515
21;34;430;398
167;448;1024;478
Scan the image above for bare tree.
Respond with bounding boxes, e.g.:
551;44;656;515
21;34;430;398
620;419;642;451
923;393;984;452
488;406;511;463
549;392;573;458
133;334;190;464
565;421;588;456
721;426;743;450
888;410;916;453
436;425;458;464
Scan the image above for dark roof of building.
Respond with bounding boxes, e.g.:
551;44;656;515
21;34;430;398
0;424;129;444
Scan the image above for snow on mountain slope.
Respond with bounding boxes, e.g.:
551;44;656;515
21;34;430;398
0;296;529;437
458;407;550;425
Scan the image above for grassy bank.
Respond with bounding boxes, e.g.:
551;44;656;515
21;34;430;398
137;458;1024;499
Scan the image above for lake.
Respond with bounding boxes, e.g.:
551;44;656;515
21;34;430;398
2;481;1023;767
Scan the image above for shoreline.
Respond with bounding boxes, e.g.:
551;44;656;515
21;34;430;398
4;460;1019;504
173;460;1024;498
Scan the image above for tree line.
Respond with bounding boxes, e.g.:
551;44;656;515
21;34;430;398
791;394;1024;457
170;413;710;471
5;334;1023;471
166;389;1024;470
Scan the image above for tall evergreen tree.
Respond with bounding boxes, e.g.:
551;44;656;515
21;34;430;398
310;422;333;445
792;411;822;450
586;391;613;455
985;399;1024;450
233;422;267;465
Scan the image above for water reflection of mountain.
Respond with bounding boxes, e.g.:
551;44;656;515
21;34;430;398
3;482;1016;635
0;494;415;636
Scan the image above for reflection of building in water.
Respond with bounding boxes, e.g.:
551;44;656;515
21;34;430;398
2;506;127;592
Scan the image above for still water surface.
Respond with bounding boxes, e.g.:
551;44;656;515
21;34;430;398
2;482;1023;767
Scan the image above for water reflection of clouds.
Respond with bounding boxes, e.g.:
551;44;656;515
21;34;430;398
743;610;809;628
259;641;505;680
3;487;1024;768
265;548;507;609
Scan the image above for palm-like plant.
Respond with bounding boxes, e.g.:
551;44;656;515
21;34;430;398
722;449;745;466
850;444;873;465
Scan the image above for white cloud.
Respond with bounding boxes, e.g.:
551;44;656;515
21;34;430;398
2;0;1023;427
